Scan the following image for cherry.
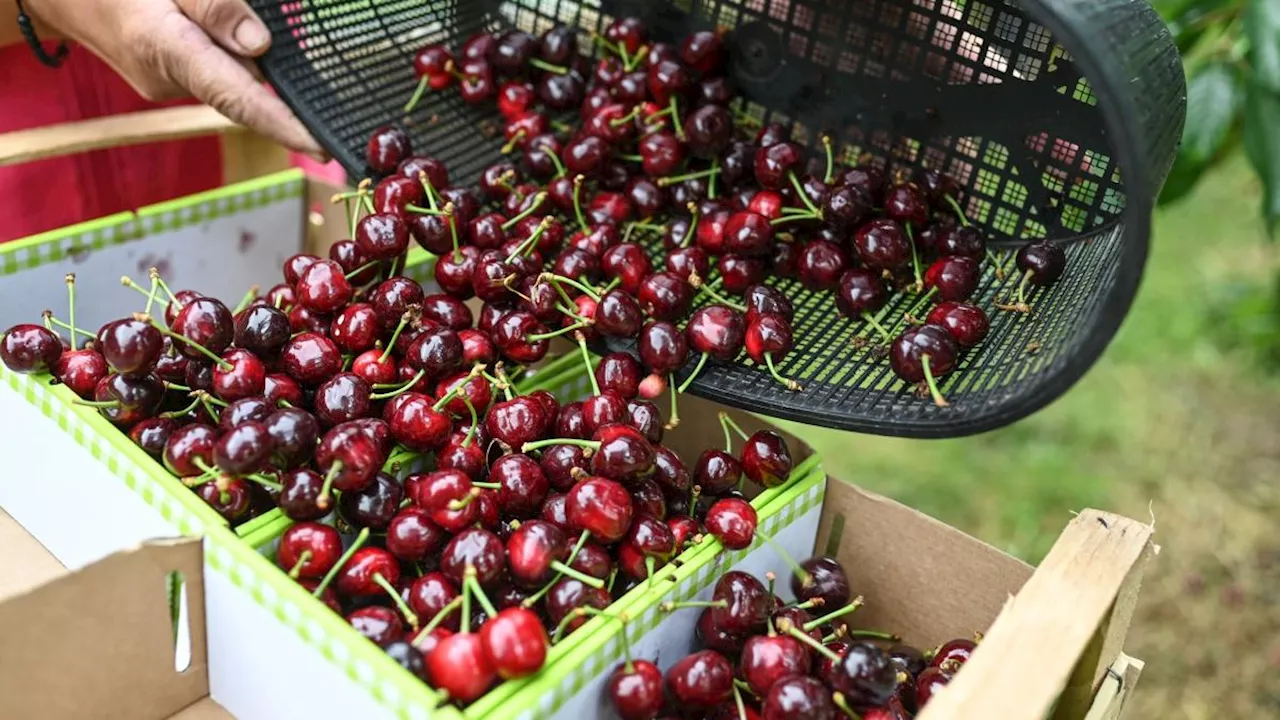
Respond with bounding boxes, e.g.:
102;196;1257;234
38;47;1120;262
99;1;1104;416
327;304;378;355
835;268;889;320
694;208;730;254
687;305;746;361
93;373;165;426
666;650;733;708
738;430;793;488
601;243;652;295
797;239;849;291
563;135;610;178
211;348;267;402
698;75;733;105
130;417;175;457
926;301;989;347
923;255;981;301
545;578;610;634
152;345;188;385
771;241;799;278
213;396;267;432
539;444;591;491
773;606;822;644
697;606;746;654
339;471;404;530
440;527;505;587
277;469;328;520
458;58;496;104
367;125;411;174
233;305;291;357
638;272;695;321
406;573;461;631
666;245;710;281
626;176;667;218
705;498;758;550
596;352;643;398
743;284;794;324
213;420;273;475
1016;239;1067;285
595;289;644;338
506;519;571;587
882;183;929;229
171;298;234;360
605;17;647;54
754;142;803;189
98;319;163;377
493;311;550;364
930;637;977;668
287;304;329;335
315;421;385;495
831;642;898;710
619;515;676;579
486;396;546;450
283;254;320;286
638;321;689;376
373;175;424;216
54;348;108;398
386;393;452;452
710;569;770;637
163;423;217;477
763;675;834;719
329;239;377;286
565;476;634;542
853;219;911;270
722;211;774;258
277;522;342;579
480;606;548;679
694;449;742;495
281;332;342;386
684;104;733;158
914;666;953;708
638;131;686;178
293;259;352;315
523;133;564;178
627;399;664;444
458;328;497;366
887;644;928;678
935;226;985;259
791;556;851;609
646;447;689;498
491;454;549;518
890;324;958;405
587;423;655;482
356;213;410;261
608;659;664;720
718;255;766;295
435;246;480;299
194;478;251;521
383;639;427;681
540;493;570;530
426;632;495;704
406;326;463;378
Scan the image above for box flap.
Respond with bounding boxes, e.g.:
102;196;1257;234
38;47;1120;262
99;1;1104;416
0;509;65;600
0;533;209;720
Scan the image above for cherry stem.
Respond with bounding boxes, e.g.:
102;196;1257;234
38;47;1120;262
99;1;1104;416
447;488;482;511
465;570;498;617
720;412;735;454
779;619;841;662
501;193;548;231
374;573;420;629
1016;267;1033;306
765;353;803;392
317;460;343;510
287;550;312;579
404;76;428;113
669;96;685;140
140;314;232;370
920;355;950;407
120;275;168;313
460;564;472;632
447;203;461;262
677;352;709;393
500;130;527;155
802;597;865;632
544;272;601;301
59;273;80;346
522;437;598;454
680;203;700;247
617;153;644;163
432;364;483;411
609;105;642;127
245;473;284;491
718;412;750;442
689;484;702;519
696;283;746;312
472;481;500;489
528;57;567;74
571;175;590;232
832;692;859;719
411;595;463;645
591;33;622;57
527;321;591;342
232;286;260;315
549;560;606;588
160;394;202;419
944;194;972;228
770;212;819;226
707;157;720;200
846;629;901;641
43;314;93;339
370;369;425;400
504;219;552;264
755;525;810;584
624;44;649;71
906;225;924;290
522;531;591;608
861;312;892;342
312;527;370;599
346;260;380;280
72;398;120;409
150;269;181;307
657;166;720;187
788;172;823;216
732;685;749;720
666;375;681;429
576;333;601;395
822;136;836;184
461;396;478;447
659;599;727;612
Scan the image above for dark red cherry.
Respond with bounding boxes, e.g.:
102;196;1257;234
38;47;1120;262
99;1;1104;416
329;239;377;286
666;245;709;282
457;58;496;104
491;453;549;518
355;213;410;261
211;348;266;402
718;254;766;295
505;518;568;588
915;666;953;709
884;184;930;229
791;556;852;609
54;348;108;397
890;324;958;384
854;219;911;270
276;469;327;520
283;254;320;286
762;675;834;719
539;443;590;491
754;142;803;189
626;400;663;445
745;312;795;375
637;272;694;322
710;570;769;635
440;527;505;587
367;125;411;174
281;332;341;386
924;255;981;301
1016;240;1067;285
216;396;269;434
595;289;644;338
594;352;642;399
604;17;647;54
926;301;989;347
930;638;977;669
426;632;495;703
684;104;733;158
563;135;610;178
373;175;424;216
163;423;217;477
824;185;872;230
194;478;251;522
687;305;746;361
171;298;233;360
129;417;175;457
741;635;813;699
705;498;758;551
832;642;898;710
601;243;652;295
608;659;664;720
835;269;889;318
741;430;793;488
385;392;452;452
545;577;611;635
480;606;548;680
797;239;849;291
99;319;162;377
566;476;633;543
651;446;690;495
434;246;480;299
638;130;686;178
295;259;353;315
666;650;733;708
741;285;793;325
697;606;746;654
638;321;689;376
93;373;165;427
277;521;342;579
338;471;404;531
590;423;656;483
486;396;546;450
233;304;291;357
694;449;742;495
405;572;461;631
458;328;496;366
723;211;774;257
213;420;273;475
936;226;985;259
315;421;386;494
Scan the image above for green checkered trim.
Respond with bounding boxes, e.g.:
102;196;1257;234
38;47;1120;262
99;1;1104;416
0;170;306;276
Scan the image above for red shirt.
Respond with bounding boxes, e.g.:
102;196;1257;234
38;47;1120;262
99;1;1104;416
0;43;223;242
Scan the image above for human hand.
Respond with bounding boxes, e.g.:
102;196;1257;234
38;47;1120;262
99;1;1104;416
22;0;325;159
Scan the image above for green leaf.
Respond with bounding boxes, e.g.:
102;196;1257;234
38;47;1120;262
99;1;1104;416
1243;82;1280;235
1246;0;1280;93
1159;63;1244;204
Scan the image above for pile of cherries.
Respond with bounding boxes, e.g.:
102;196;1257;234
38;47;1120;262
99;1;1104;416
386;15;1069;406
0;265;798;706
604;556;978;720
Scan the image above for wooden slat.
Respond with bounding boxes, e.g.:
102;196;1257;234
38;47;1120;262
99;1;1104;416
0;106;237;167
916;510;1155;720
1083;654;1144;720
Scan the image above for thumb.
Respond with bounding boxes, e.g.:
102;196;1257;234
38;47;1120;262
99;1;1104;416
174;0;273;57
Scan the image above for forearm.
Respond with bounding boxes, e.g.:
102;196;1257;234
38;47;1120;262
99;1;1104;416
0;0;61;48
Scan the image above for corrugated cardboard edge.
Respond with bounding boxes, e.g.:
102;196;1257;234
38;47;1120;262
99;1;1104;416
0;537;209;720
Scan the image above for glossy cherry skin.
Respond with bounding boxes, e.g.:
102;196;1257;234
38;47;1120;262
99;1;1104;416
590;423;655;483
130;417;175;457
213;420;273;475
491;454;549;518
754;142;804;189
743;284;794;324
739;635;811;696
684;104;734;158
171;298;234;360
54;348;108;398
277;522;342;579
355;213;410;261
505;519;568;587
934;226;985;260
709;570;769;637
480;606;548;679
405;572;461;631
705;498;758;551
930;638;977;668
163;423;217;477
339;471;404;530
426;632;495;704
232;304;291;358
194;478;251;522
762;675;834;720
347;605;405;646
687;305;746;361
666;650;734;708
914;666;953;708
281;332;342;386
94;373;165;426
492;311;549;365
831;642;898;710
718;254;766;295
367;125;411;174
791;556;852;610
98;319;163;377
545;577;611;635
1016;240;1067;285
276;469;328;521
595;352;643;399
369;276;424;332
638;130;686;177
724;211;774;257
440;527;505;587
926;301;989;347
486;396;546;450
608;659;664;720
741;430;794;488
924;255;981;301
795;239;848;291
694;449;742;495
435;246;481;299
697;606;746;655
538;444;591;491
619;515;676;579
626;400;663;445
283;253;320;286
315;421;385;493
211;348;266;402
890;324;958;384
638;321;689;377
637;272;694;322
335;546;399;598
854;219;911;270
744;312;794;366
835;268;889;318
566;476;634;543
294;259;353;315
595;290;645;338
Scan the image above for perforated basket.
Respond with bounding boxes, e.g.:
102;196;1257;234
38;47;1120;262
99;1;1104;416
249;0;1185;437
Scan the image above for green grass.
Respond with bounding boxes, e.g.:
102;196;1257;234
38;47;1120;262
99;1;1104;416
781;153;1274;563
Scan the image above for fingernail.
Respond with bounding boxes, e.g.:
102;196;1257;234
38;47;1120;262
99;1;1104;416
234;19;271;54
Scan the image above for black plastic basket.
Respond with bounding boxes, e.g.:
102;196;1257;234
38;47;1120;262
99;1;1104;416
249;0;1185;437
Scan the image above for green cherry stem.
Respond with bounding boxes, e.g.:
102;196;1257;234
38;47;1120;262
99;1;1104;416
460;566;473;632
862;312;892;342
465;569;498;617
461;396;478;447
501;192;548;231
719;411;735;453
370;369;425;400
832;692;859;719
63;274;79;347
787;172;823;217
707;157;720;200
906;225;924;290
529;57;567;74
543;272;602;301
659;599;727;613
375;573;421;629
821;135;835;185
801;597;865;632
677;352;709;394
718;411;750;442
232;285;260;315
779;618;841;662
138;313;232;370
504;217;553;262
765;353;803;392
732;685;749;720
944;194;971;227
287;550;312;579
665;374;681;429
696;283;746;312
571;175;590;233
312;527;370;598
548;560;606;588
920;355;950;407
527;321;591;342
430;363;484;411
380;309;417;363
150;268;181;306
521;437;599;454
412;595;464;644
316;460;343;510
656;166;721;187
576;332;601;395
160;394;202;419
669;96;685;140
42;313;93;340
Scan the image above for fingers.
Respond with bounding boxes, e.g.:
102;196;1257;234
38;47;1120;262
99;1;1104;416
173;0;272;57
161;20;323;157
